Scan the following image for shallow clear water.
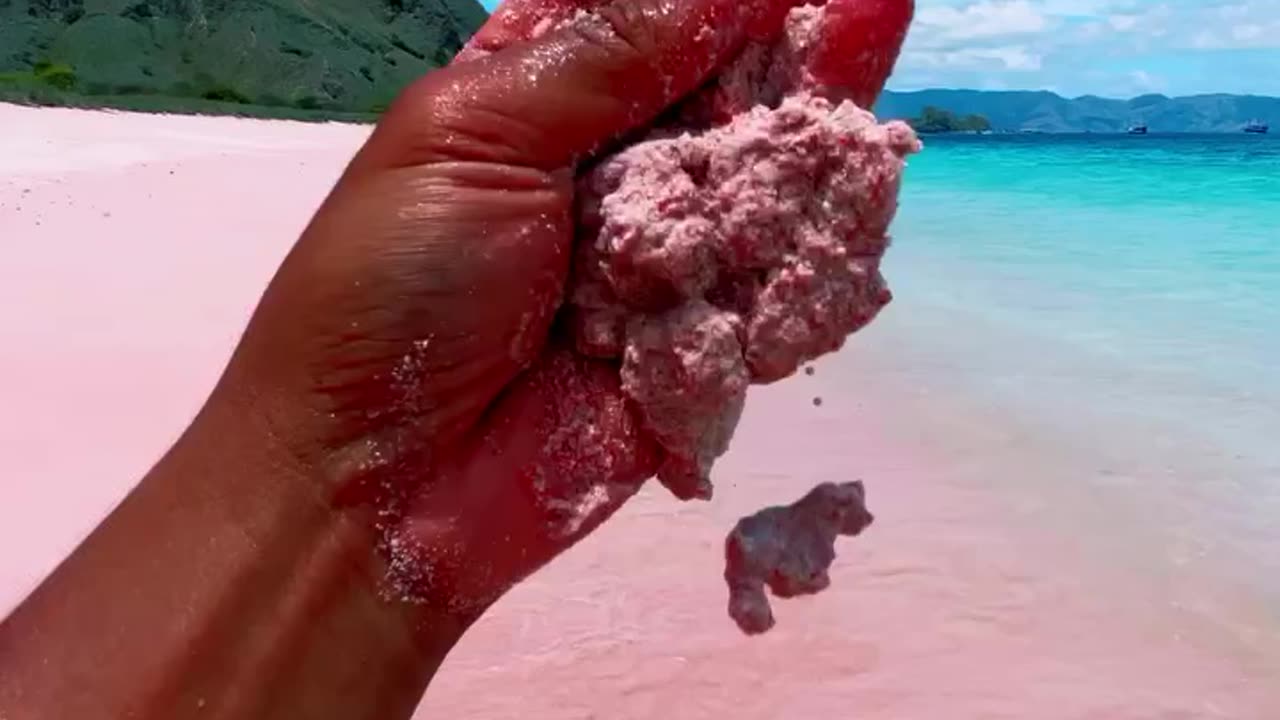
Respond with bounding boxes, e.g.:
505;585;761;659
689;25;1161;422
881;132;1280;664
890;134;1280;475
896;134;1280;367
896;135;1280;364
422;136;1280;718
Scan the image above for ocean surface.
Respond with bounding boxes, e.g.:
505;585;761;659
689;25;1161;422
887;134;1280;541
424;135;1280;718
873;133;1280;708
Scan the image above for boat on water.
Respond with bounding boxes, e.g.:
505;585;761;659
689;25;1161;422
1244;119;1269;134
1127;122;1149;135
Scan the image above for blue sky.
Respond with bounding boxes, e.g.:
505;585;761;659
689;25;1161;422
475;0;1280;98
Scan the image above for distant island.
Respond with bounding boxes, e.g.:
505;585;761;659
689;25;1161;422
908;106;992;134
876;89;1279;134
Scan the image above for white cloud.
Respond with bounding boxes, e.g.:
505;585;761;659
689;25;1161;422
1233;24;1266;41
1128;69;1166;92
892;0;1280;96
905;45;1044;71
914;0;1049;44
1108;14;1140;31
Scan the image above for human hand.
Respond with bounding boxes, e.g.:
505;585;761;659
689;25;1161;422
218;0;914;626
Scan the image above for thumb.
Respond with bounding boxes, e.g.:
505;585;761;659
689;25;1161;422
349;0;805;174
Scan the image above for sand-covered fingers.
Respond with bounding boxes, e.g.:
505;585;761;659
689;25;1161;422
356;0;820;173
385;348;660;618
460;0;915;107
809;0;914;107
457;0;811;61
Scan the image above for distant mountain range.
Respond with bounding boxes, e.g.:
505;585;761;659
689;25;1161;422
2;4;1276;131
0;0;486;113
875;89;1279;134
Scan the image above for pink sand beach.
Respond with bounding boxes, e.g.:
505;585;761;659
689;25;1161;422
2;102;1277;718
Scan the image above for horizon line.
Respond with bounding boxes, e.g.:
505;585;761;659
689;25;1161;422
883;88;1280;103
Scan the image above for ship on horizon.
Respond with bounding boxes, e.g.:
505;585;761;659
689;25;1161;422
1244;119;1269;134
1127;122;1149;135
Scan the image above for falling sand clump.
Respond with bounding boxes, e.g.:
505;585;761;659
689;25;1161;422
458;4;918;633
726;481;875;634
566;5;917;632
570;6;919;505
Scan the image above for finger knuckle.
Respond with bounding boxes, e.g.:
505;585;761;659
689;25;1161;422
568;3;662;68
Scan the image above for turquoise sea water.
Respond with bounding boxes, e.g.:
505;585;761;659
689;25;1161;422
882;133;1280;602
890;134;1280;450
895;133;1280;377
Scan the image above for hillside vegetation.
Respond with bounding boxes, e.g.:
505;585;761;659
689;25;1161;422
909;106;991;134
0;0;487;118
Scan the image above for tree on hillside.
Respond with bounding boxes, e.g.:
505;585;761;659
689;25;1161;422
910;106;992;133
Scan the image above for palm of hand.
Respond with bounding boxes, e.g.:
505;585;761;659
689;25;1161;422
226;0;912;618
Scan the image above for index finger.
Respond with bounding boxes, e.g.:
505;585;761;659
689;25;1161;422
810;0;914;108
454;0;608;63
455;0;801;63
461;0;914;105
354;0;811;172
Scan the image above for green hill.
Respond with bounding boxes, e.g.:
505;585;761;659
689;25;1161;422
0;0;488;118
908;106;991;134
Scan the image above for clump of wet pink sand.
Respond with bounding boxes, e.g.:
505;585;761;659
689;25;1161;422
726;481;875;634
563;6;917;632
463;3;918;633
570;6;918;504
